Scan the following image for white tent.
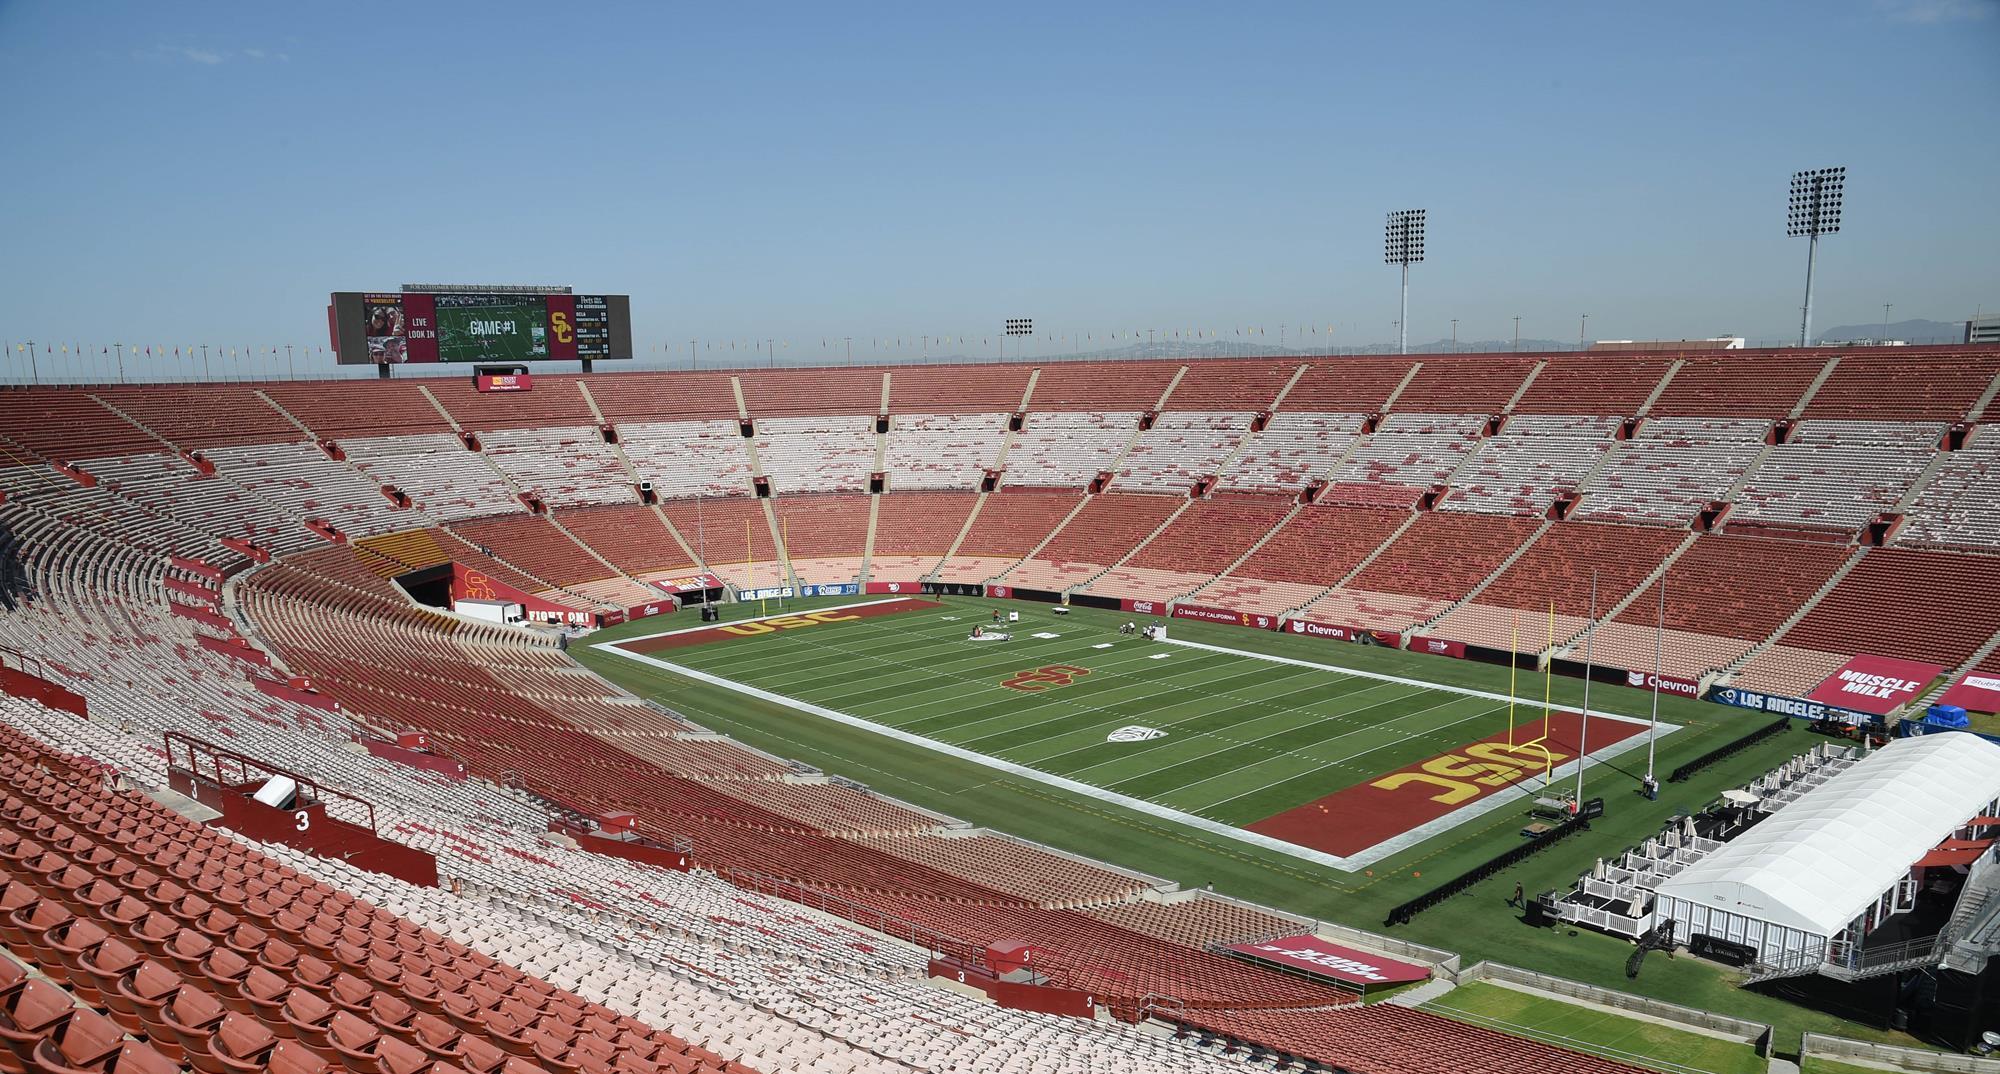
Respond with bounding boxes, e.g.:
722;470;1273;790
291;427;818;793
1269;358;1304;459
1657;733;2000;945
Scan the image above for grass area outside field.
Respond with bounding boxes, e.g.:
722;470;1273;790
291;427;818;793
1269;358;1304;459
1420;981;1767;1074
574;594;1932;1053
1799;1058;1922;1074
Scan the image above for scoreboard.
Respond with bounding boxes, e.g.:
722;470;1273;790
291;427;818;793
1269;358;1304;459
329;287;632;365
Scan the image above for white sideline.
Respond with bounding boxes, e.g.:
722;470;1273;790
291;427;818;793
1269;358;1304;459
593;629;1682;872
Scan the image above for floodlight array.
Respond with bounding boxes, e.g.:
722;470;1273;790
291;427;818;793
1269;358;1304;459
1384;209;1426;265
1787;168;1845;237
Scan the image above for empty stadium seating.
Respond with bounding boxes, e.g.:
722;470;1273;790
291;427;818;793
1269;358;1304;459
1730;420;1940;534
867;491;977;580
768;495;870;584
1575;418;1768;526
5;347;1998;1074
1113;412;1252;493
1002;493;1182;592
1086;494;1294;602
881;413;1006;490
1218;412;1363;494
1440;415;1614;517
930;489;1082;583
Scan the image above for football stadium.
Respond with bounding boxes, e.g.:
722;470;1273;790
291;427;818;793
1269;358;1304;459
3;6;1998;1074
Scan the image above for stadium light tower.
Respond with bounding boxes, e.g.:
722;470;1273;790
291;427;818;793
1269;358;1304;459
1384;210;1425;355
1788;167;1845;347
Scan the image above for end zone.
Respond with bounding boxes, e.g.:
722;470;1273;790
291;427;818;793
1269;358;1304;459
605;597;942;654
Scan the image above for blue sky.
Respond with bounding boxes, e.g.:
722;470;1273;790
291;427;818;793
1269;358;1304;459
0;0;1995;370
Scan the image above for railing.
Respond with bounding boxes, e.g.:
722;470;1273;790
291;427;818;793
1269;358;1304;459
3;340;1982;388
710;863;983;967
162;728;379;833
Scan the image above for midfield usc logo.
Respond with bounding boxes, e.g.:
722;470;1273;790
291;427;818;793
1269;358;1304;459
1001;665;1091;692
550;311;574;344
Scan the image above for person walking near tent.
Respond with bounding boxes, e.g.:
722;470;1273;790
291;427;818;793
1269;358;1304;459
1509;882;1525;909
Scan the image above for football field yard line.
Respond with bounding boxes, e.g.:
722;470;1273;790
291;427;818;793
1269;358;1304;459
1162;637;1651;725
595;641;1368;871
699;627;1240;737
594;635;1678;873
1132;692;1494;814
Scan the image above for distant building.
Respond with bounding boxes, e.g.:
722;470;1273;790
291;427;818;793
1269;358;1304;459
1969;316;2000;345
1588;337;1744;352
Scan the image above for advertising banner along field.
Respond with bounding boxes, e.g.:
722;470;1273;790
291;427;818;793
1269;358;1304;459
1221;935;1431;988
1805;654;1948;716
1941;673;2000;714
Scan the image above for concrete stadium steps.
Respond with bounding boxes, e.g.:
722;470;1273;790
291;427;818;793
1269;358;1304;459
659;497;783;591
1646;352;1829;419
555;504;704;576
1276;357;1418;412
868;491;979;579
1511;355;1675;414
1800;351;2000;421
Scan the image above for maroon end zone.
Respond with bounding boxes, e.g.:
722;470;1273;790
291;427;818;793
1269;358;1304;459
615;598;942;654
1247;711;1648;857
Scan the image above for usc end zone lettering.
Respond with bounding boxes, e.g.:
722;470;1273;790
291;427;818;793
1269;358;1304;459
1370;741;1570;805
1002;665;1091;692
614;598;944;654
1246;710;1647;858
717;610;860;636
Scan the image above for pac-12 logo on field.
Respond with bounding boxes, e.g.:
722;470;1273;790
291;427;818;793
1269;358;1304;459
1107;726;1166;742
1001;665;1091;692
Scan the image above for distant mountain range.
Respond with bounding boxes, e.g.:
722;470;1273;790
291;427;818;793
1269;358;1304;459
1816;318;1965;344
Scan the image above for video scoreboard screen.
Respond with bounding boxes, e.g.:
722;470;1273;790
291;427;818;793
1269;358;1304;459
329;288;632;364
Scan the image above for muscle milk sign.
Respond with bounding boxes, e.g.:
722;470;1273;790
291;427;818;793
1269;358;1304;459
1222;936;1430;987
1806;654;1946;716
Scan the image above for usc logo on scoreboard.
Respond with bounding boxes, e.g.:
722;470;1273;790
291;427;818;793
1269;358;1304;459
716;610;861;636
550;311;574;344
1001;665;1092;692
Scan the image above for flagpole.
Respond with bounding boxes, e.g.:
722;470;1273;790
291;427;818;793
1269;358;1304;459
1576;571;1597;802
1646;574;1664;787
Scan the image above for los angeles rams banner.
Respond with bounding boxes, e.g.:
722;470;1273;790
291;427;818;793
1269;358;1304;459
1805;654;1947;716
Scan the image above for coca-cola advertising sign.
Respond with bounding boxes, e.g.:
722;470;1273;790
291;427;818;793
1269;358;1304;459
1123;598;1165;615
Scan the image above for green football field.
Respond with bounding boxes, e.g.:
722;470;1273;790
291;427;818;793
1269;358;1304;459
591;594;1671;871
574;593;1932;1053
